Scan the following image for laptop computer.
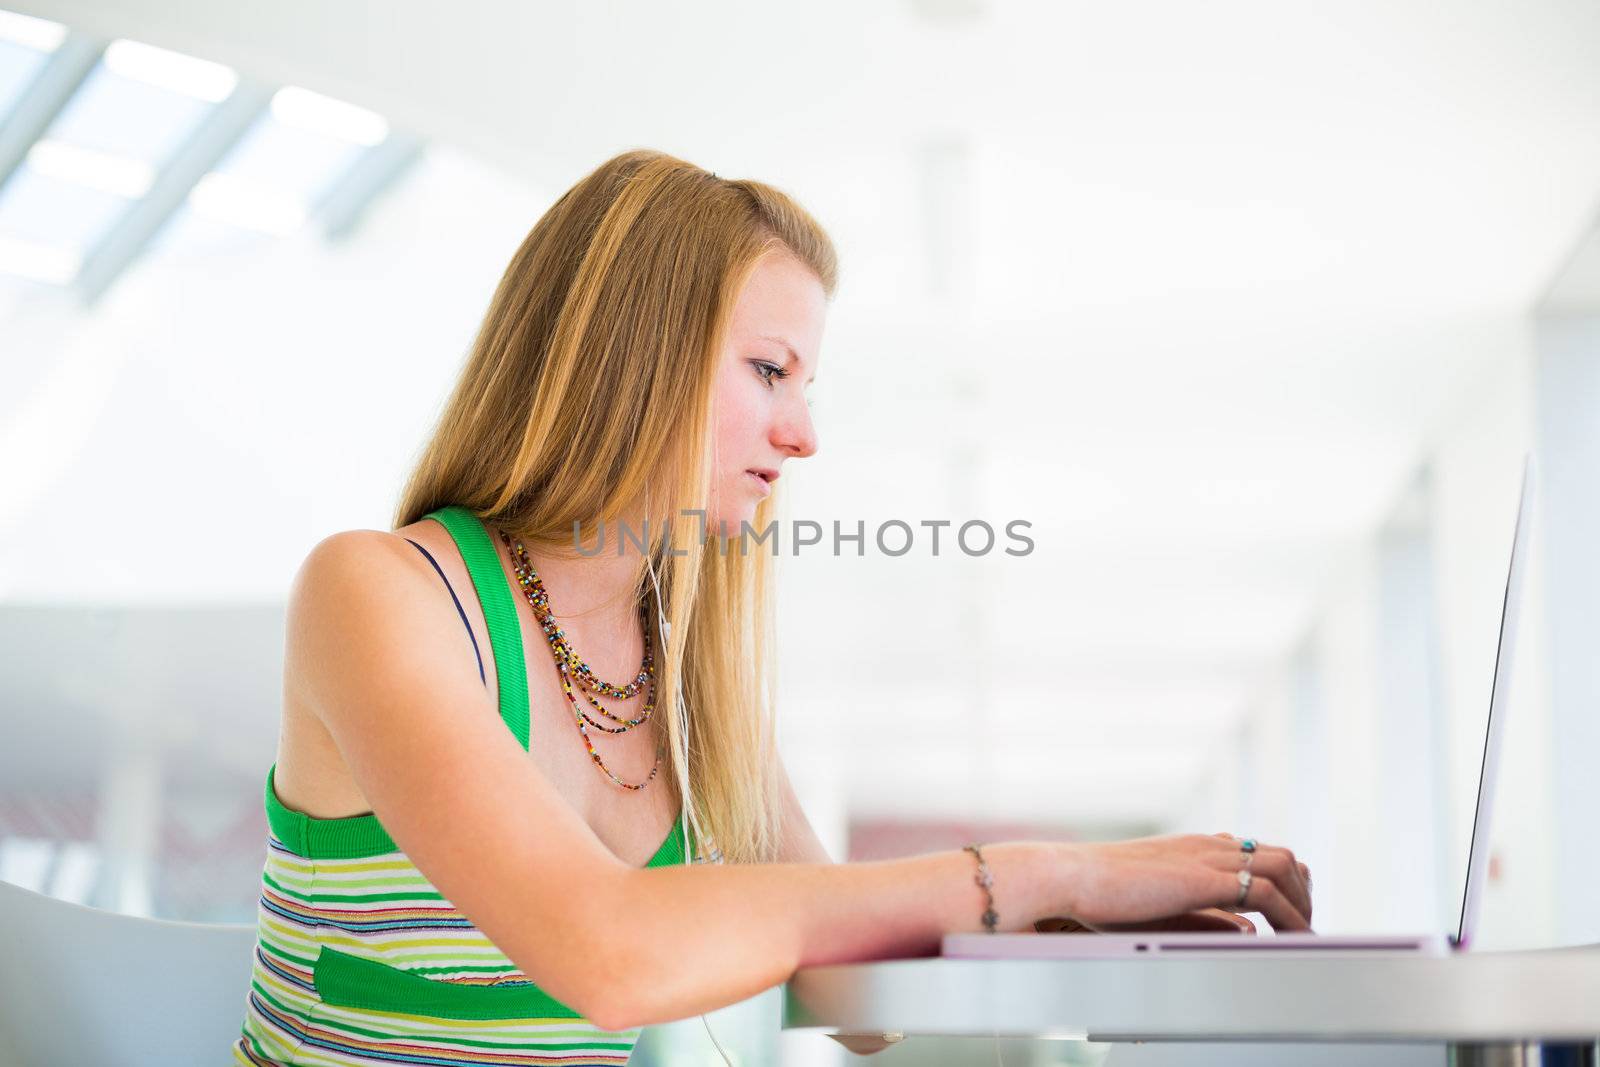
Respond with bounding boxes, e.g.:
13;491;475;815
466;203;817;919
944;456;1535;959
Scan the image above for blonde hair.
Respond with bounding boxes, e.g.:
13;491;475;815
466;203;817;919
394;149;837;864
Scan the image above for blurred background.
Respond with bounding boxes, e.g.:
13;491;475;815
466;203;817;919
1;2;1598;1065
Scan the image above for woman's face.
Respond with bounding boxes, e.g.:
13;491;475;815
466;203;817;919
707;249;827;534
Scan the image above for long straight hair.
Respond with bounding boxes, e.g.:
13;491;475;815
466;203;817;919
394;149;837;864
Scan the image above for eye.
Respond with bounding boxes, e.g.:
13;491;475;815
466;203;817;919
751;360;790;388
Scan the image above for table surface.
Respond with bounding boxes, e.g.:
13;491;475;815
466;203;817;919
782;945;1600;1043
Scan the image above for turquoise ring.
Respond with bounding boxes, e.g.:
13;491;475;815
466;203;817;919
1240;838;1258;853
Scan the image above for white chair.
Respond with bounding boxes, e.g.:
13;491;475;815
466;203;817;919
0;876;256;1065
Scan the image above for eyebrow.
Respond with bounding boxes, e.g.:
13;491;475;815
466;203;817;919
759;334;815;386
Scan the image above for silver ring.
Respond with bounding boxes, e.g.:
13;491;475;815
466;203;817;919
1235;869;1252;907
1240;850;1254;870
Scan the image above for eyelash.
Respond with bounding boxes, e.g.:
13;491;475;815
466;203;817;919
752;360;790;388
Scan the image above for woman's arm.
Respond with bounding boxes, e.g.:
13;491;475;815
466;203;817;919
290;531;1310;1034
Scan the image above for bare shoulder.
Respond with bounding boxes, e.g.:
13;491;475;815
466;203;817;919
276;527;480;815
287;529;431;688
286;527;482;705
293;521;462;605
292;528;423;600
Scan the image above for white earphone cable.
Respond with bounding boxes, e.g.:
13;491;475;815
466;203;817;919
644;541;734;1067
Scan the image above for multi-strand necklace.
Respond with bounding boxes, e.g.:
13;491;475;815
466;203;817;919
498;529;664;791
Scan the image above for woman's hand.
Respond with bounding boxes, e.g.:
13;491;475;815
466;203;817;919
1034;908;1256;934
1042;832;1313;933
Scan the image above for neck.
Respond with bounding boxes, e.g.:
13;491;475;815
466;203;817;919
506;512;656;659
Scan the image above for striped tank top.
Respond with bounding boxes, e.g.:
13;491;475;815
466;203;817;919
233;504;703;1066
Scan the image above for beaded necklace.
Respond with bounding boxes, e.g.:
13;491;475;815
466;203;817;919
498;529;664;791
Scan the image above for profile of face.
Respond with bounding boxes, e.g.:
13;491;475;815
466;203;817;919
706;249;827;534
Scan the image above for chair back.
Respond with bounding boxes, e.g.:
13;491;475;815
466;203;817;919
0;877;254;1065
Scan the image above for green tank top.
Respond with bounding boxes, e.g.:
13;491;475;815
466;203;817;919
232;505;698;1066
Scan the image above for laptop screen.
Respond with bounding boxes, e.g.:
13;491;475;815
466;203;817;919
1453;457;1534;949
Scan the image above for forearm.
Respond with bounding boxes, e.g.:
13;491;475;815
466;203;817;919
590;841;1067;1030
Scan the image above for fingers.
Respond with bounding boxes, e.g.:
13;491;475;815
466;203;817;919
1203;907;1256;933
1204;838;1313;924
1168;907;1256;934
1063;837;1313;934
1084;908;1257;935
1221;868;1310;932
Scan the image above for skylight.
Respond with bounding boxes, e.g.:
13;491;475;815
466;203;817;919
0;8;414;298
47;56;217;168
271;85;388;146
101;38;235;102
0;35;53;118
0;10;64;53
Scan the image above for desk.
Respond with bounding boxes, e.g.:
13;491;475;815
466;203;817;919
783;948;1600;1064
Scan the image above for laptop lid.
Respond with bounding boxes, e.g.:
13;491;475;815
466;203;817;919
1452;456;1535;949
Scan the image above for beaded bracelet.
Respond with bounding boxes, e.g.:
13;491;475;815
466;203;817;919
962;843;999;933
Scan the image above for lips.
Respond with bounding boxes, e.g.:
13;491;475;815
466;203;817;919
746;469;778;494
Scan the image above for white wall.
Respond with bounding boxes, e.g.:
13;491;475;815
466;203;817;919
1535;312;1600;946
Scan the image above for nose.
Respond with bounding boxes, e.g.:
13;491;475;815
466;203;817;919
774;394;818;459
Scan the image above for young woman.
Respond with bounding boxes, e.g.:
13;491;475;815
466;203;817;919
234;149;1312;1066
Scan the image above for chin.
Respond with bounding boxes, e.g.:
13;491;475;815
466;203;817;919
701;489;755;538
707;505;757;539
